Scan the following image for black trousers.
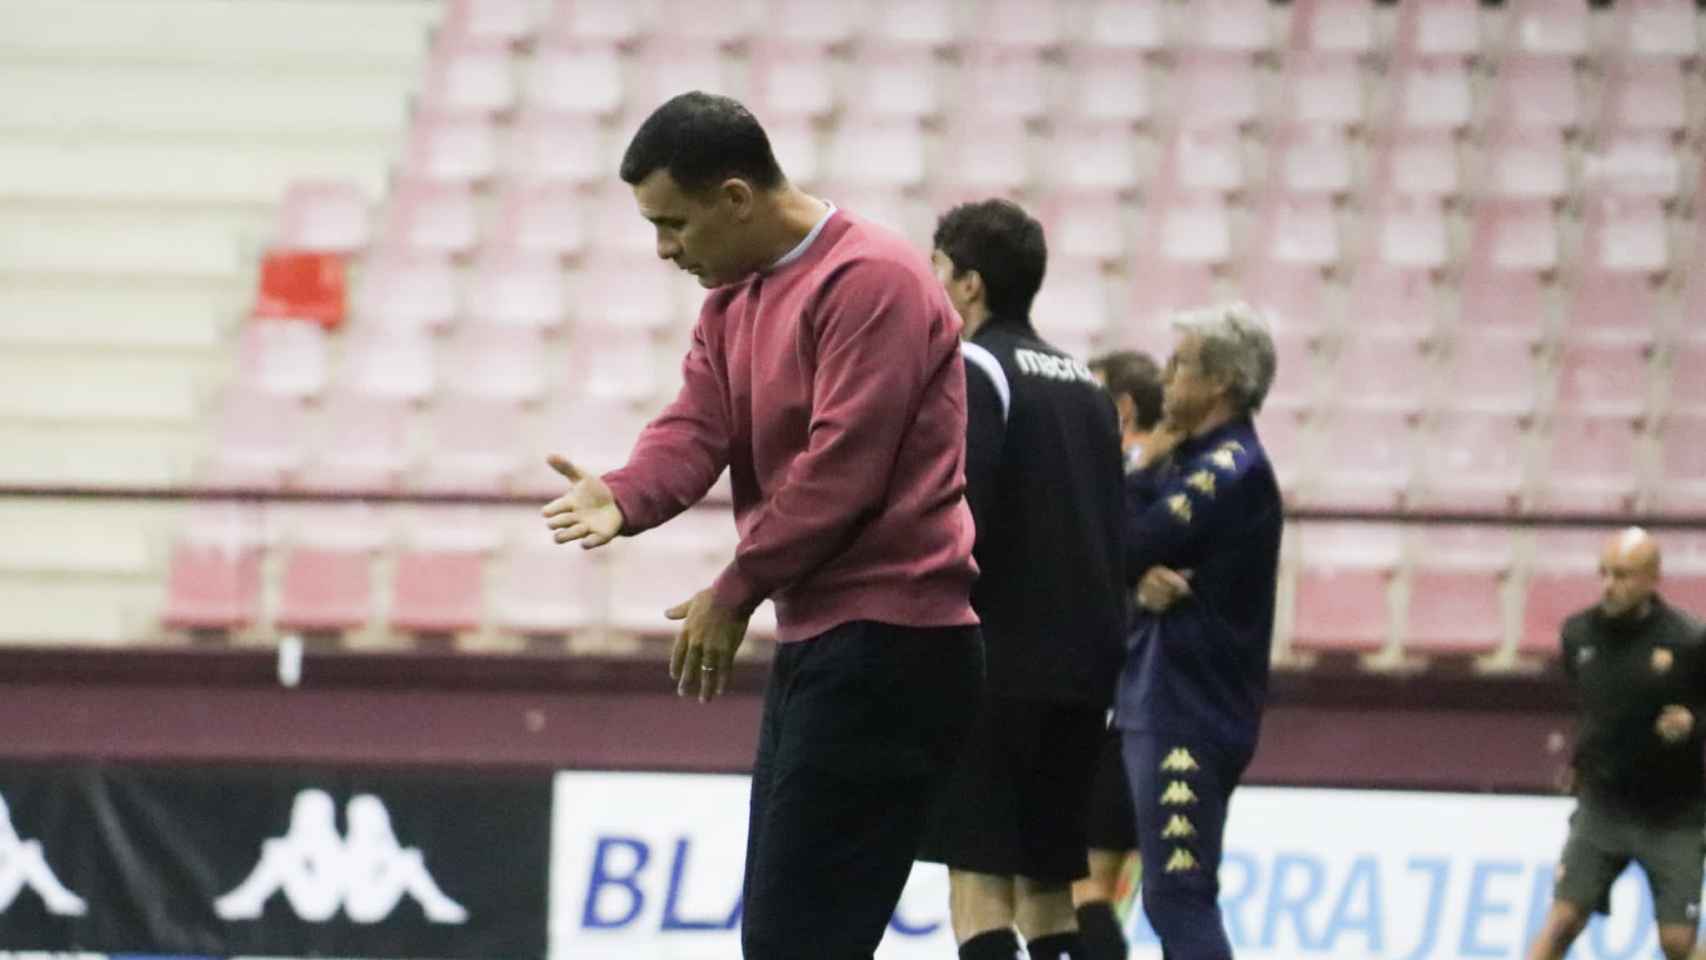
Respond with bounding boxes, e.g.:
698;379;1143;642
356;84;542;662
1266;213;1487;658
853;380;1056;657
741;620;983;960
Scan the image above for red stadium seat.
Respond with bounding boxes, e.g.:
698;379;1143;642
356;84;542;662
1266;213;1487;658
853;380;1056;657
1291;523;1401;654
1654;413;1706;512
1369;129;1460;200
277;546;374;634
1665;572;1706;615
299;392;411;492
391;549;486;635
162;540;264;633
1612;0;1698;60
255;251;347;329
419;44;516;116
491;544;608;637
1487;54;1581;132
1289;0;1377;55
1301;407;1420;509
464;252;567;332
1554;338;1654;417
1405;553;1508;658
1599;60;1688;134
1395;0;1481;60
1504;0;1590;57
1533;414;1645;514
1480;128;1569;201
1520;562;1600;658
1392;57;1474;130
1412;410;1529;513
276;182;369;253
1269;125;1354;197
1277;52;1365;129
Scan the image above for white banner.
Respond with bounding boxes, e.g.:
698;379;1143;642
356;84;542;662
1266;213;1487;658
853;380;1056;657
550;772;1698;960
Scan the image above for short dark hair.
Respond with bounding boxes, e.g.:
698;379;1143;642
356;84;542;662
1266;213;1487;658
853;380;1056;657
619;92;786;195
1089;350;1164;430
932;199;1048;319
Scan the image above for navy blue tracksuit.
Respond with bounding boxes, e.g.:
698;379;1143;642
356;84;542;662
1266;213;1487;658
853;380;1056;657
1114;416;1282;959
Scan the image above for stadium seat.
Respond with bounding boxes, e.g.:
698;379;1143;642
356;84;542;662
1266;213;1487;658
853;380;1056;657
1554;338;1653;417
649;0;760;46
1248;192;1340;267
238;321;328;399
1031;258;1110;350
1172;53;1261;130
353;254;458;332
277;545;374;635
939;117;1031;192
524;42;624;116
1665;572;1706;615
390;549;486;636
1598;60;1688;134
1080;0;1164;52
1288;0;1377;55
441;324;549;403
1392;57;1475;131
1411;410;1529;512
1262;329;1316;414
1300;407;1420;509
751;41;838;120
1468;198;1559;273
1580;195;1669;274
961;45;1050;121
1291;522;1400;655
828;116;926;187
1504;0;1590;58
1458;264;1547;340
298;392;411;492
850;45;940;118
1653;413;1706;512
1405;526;1513;657
1124;261;1214;350
501;112;606;187
1277;52;1364;129
1366;193;1449;269
1150;192;1232;265
533;395;650;483
1395;0;1482;60
382;180;478;255
275;182;370;253
628;40;738;110
206;389;309;489
1157;125;1245;195
1345;263;1437;334
1037;191;1130;263
1369;129;1460;200
1437;331;1544;414
464;252;567;332
1061;49;1152;124
1268;125;1354;197
1612;0;1698;60
1179;0;1271;54
1532;414;1645;514
1241;260;1331;340
1668;340;1706;414
1568;273;1662;343
769;0;858;46
1330;332;1434;414
161;540;263;634
417;396;530;493
1580;132;1681;201
489;184;587;257
1519;531;1605;657
607;547;725;635
575;254;682;333
442;0;540;46
1480;128;1569;201
1487;55;1581;132
1254;408;1306;496
490;543;607;638
336;328;437;402
1049;122;1140;192
418;44;516;116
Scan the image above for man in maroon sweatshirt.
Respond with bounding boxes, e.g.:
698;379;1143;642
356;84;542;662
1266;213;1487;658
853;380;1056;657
542;92;984;959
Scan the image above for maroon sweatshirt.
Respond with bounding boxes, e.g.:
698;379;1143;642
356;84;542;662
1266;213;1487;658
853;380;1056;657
602;210;980;643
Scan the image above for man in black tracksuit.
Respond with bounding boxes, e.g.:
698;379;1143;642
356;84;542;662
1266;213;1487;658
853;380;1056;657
1527;528;1706;960
918;199;1127;960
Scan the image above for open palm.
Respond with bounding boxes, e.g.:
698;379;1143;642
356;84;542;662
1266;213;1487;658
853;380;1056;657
541;454;624;549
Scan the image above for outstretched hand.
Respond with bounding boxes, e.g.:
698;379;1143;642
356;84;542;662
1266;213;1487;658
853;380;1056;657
541;455;624;549
666;588;750;704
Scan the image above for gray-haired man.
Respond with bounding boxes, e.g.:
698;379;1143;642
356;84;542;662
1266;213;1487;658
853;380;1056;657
1115;302;1283;960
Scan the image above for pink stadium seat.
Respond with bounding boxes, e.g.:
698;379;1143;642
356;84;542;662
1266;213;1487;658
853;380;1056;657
1150;194;1231;265
490;184;586;257
501;111;604;186
1330;333;1433;414
1469;198;1559;272
1269;125;1354;196
1248;192;1339;267
1438;331;1543;414
1172;54;1260;129
984;0;1069;49
1504;0;1590;58
1580;195;1669;274
354;255;457;334
763;116;820;187
1345;263;1436;334
1487;54;1581;132
162;540;263;633
464;252;566;331
649;0;758;46
1289;0;1377;55
1554;338;1654;417
1031;258;1109;348
575;254;680;333
1655;413;1706;512
1395;0;1481;60
239;321;328;399
1369;129;1460;200
418;396;529;493
1670;340;1706;414
828;116;925;187
391;549;486;635
278;545;374;634
1179;0;1271;53
530;396;649;489
1062;49;1151;124
382;180;477;255
299;393;411;492
1254;408;1305;494
1241;260;1330;339
629;41;736;110
1124;260;1214;349
607;545;727;635
563;329;662;402
1278;52;1364;128
1302;407;1419;509
419;44;516;115
1292;523;1400;654
851;45;940;118
1480;128;1569;201
1394;57;1474;130
770;0;858;46
525;42;624;116
1581;132;1681;200
207;389;308;488
1533;414;1645;514
1599;60;1689;134
336;329;436;402
403;114;500;183
584;185;658;259
1157;126;1244;195
1262;329;1315;414
1037;191;1129;263
939;117;1030;192
1612;0;1698;60
1458;264;1546;339
1520;531;1605;656
961;45;1049;120
276;182;369;253
442;324;548;403
1051;122;1139;192
1568;273;1662;342
1081;0;1164;53
542;0;647;45
442;0;540;46
1412;410;1528;512
1405;526;1510;656
491;544;607;637
1366;193;1449;269
751;41;838;120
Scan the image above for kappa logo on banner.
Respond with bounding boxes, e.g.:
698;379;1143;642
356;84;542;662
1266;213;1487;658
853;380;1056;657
0;791;86;918
215;789;467;925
